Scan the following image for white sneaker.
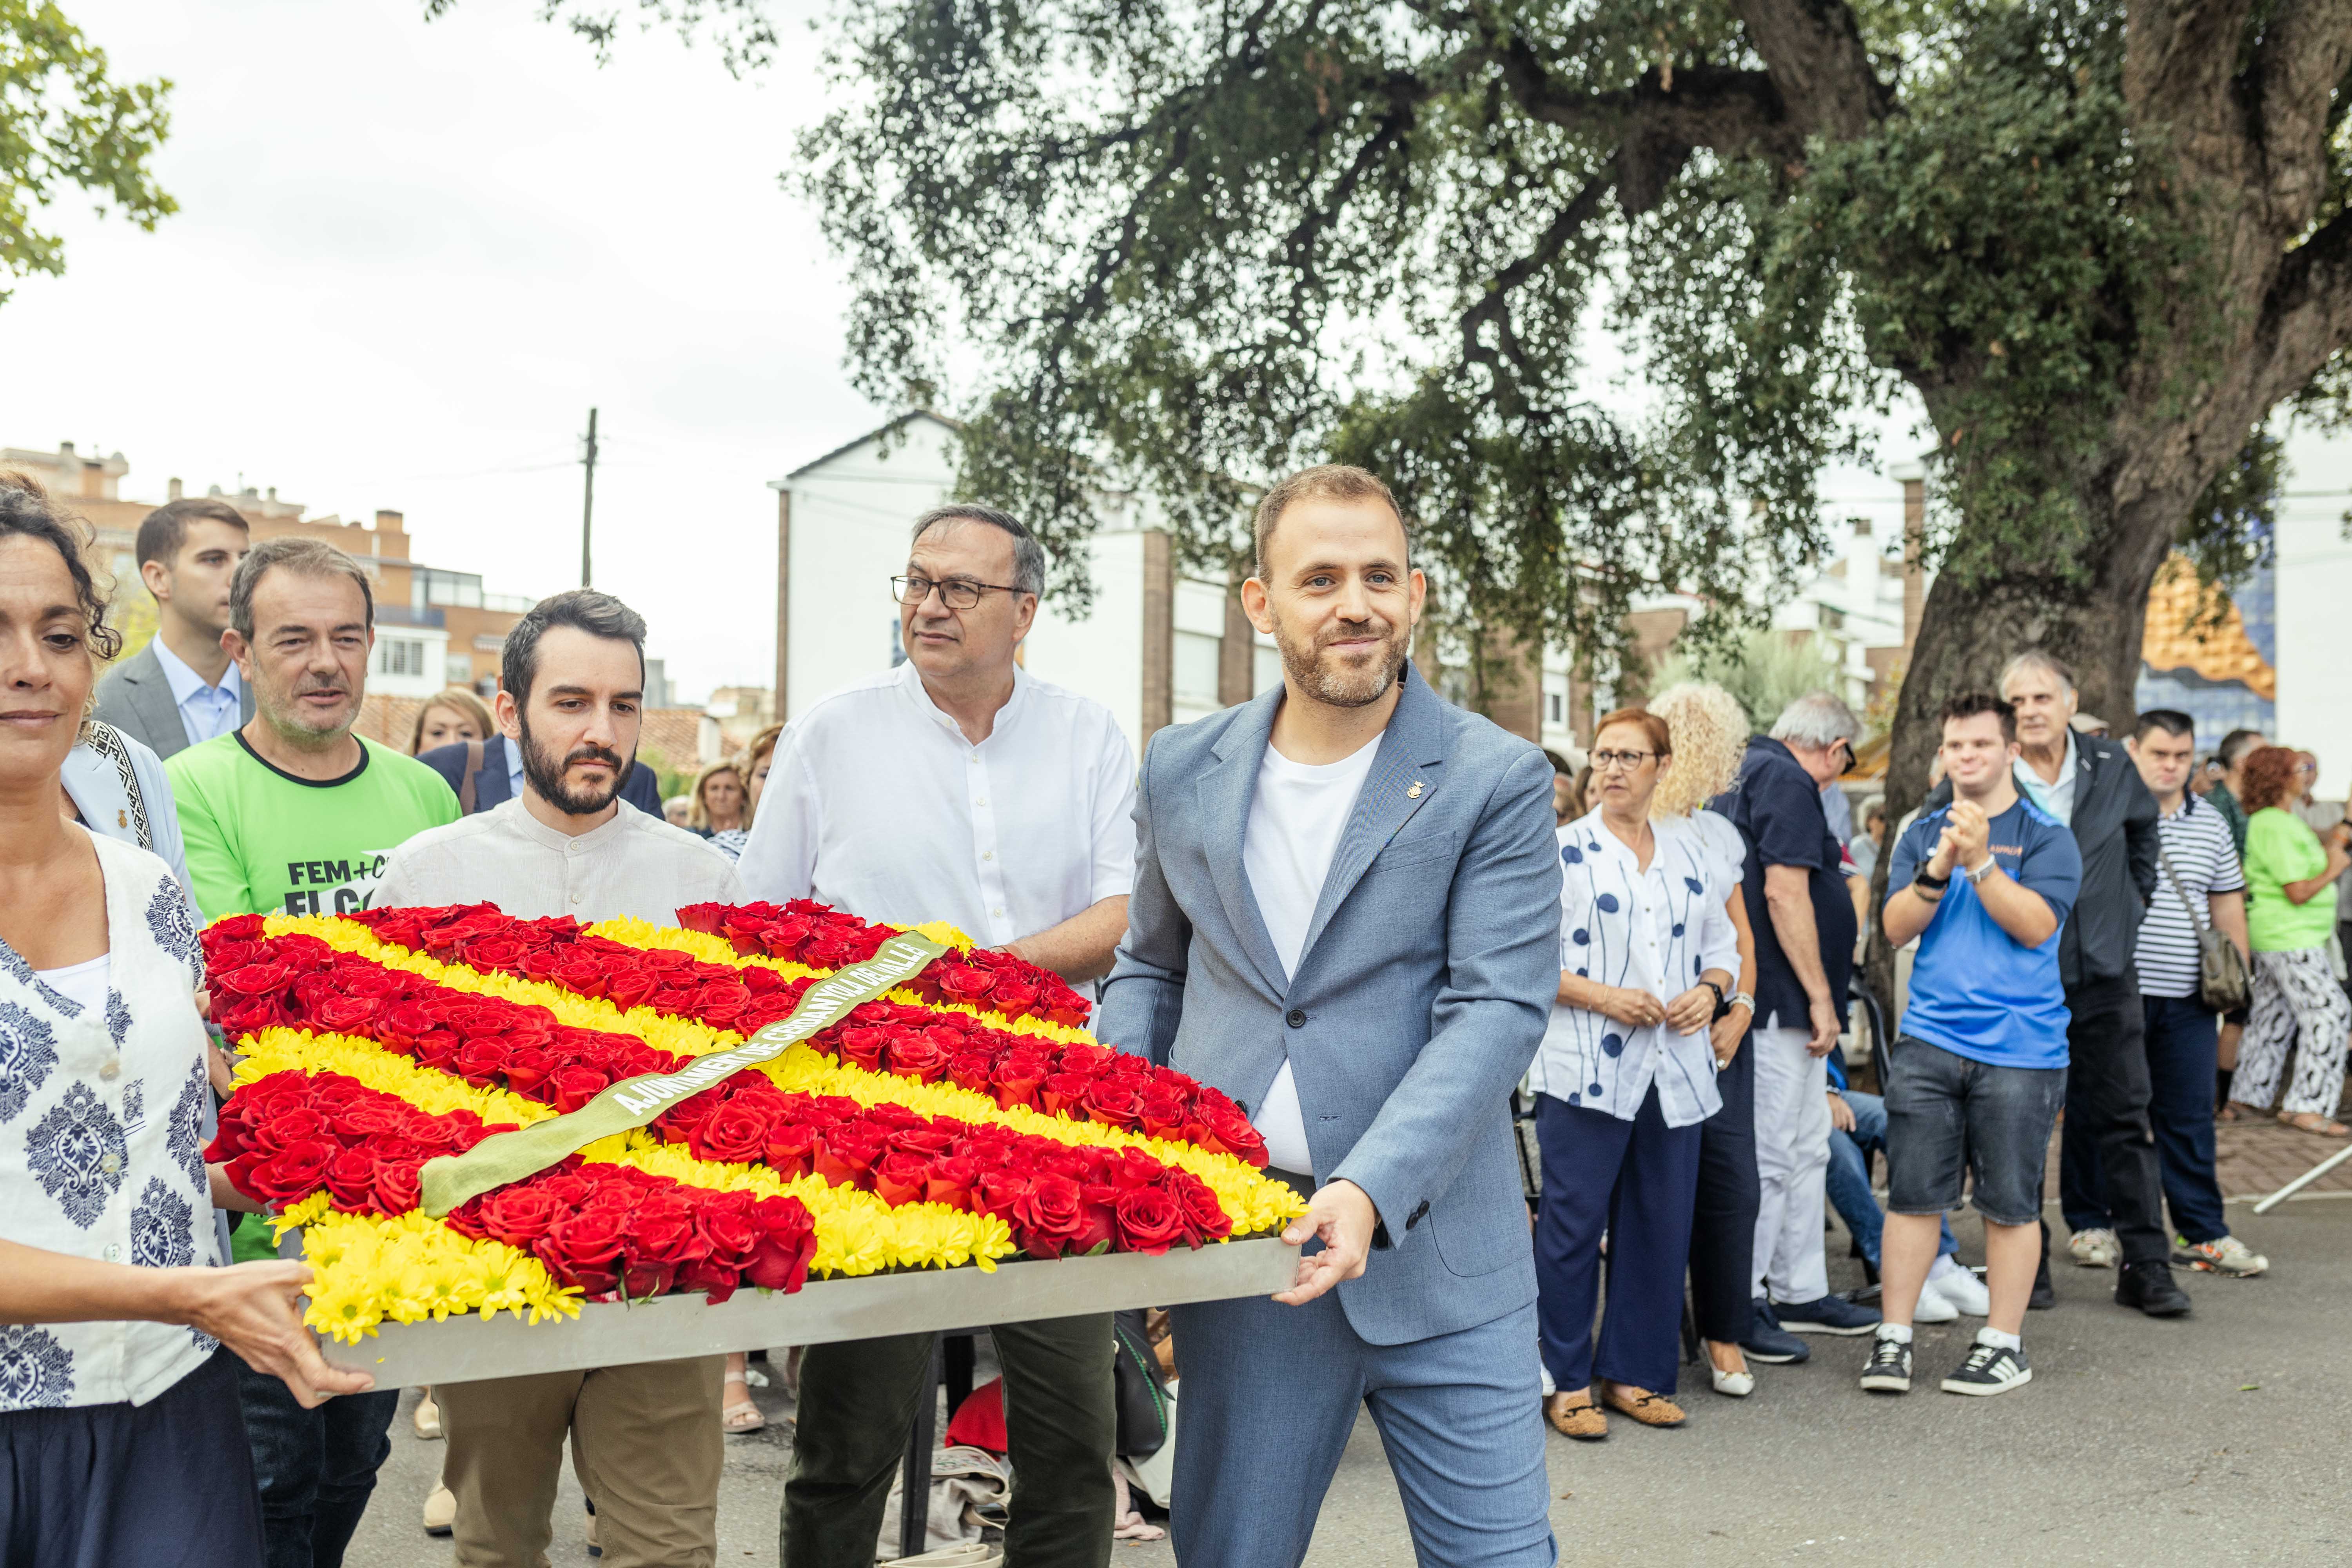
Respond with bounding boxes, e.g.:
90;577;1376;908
1928;1258;1991;1316
1539;1360;1555;1397
2176;1234;2269;1277
2067;1227;2120;1269
1912;1276;1959;1323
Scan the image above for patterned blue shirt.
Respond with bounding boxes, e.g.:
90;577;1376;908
1533;809;1742;1127
0;830;219;1410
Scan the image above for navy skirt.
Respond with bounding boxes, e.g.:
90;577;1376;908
1;1349;262;1568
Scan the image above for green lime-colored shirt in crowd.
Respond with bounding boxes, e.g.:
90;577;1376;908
167;731;459;920
169;730;458;1258
2243;806;2337;953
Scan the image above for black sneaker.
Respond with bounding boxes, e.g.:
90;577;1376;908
1739;1299;1811;1364
2116;1259;2193;1318
1775;1292;1883;1335
1940;1338;2031;1396
2029;1253;2056;1310
1858;1334;1912;1394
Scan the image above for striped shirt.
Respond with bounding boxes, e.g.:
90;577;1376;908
2134;793;2245;999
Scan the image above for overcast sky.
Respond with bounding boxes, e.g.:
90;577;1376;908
0;0;864;701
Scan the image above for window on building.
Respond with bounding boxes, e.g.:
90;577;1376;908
445;654;474;684
379;638;426;677
1548;691;1564;724
1174;631;1221;706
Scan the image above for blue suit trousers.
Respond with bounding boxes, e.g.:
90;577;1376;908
1167;1290;1554;1568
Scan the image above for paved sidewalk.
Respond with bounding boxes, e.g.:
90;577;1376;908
2213;1115;2352;1201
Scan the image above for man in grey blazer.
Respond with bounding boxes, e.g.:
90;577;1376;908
94;497;255;758
1098;465;1561;1567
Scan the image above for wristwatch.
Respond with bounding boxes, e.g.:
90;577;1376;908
1699;978;1726;1016
1914;867;1951;889
1965;857;1998;886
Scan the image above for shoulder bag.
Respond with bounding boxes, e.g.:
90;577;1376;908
2155;838;2250;1012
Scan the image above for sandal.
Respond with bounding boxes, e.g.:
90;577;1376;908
1600;1384;1688;1428
1543;1392;1607;1441
721;1372;765;1434
2215;1102;2246;1123
2279;1111;2351;1138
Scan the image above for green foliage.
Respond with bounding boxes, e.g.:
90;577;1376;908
0;0;174;300
1650;628;1844;733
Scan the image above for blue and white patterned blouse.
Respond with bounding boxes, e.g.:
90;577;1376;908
1530;808;1742;1128
0;829;221;1410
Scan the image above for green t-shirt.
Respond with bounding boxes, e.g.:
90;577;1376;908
2244;807;2337;953
171;731;457;1258
2209;783;2250;861
167;732;460;921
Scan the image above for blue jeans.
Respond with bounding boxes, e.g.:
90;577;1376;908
2062;996;2230;1245
238;1368;396;1568
1827;1091;1956;1267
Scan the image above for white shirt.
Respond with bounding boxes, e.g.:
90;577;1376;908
737;662;1136;949
376;796;746;925
148;637;243;752
1240;735;1382;1175
2014;731;2080;827
1533;809;1741;1128
2135;793;2245;999
1;831;220;1410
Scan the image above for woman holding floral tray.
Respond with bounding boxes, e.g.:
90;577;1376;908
0;474;372;1565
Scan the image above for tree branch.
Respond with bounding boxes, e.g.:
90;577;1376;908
2248;0;2352;232
2250;206;2352;412
1459;169;1613;394
1731;0;1892;141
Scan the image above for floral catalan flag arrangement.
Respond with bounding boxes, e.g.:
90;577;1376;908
202;901;1304;1347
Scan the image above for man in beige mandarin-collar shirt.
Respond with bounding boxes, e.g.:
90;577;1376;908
374;590;743;1568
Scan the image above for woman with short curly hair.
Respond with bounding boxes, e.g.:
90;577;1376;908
1647;682;1766;1397
2230;745;2352;1134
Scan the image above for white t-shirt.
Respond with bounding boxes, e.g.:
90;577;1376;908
1240;734;1383;1174
36;954;111;1016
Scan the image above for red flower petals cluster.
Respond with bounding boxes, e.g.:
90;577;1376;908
202;927;681;1114
674;899;1091;1027
205;1068;818;1303
327;905;1269;1167
205;1067;509;1218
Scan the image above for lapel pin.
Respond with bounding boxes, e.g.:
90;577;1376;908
117;809;128;828
1406;780;1424;799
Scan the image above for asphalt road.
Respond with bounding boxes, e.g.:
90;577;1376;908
347;1198;2352;1567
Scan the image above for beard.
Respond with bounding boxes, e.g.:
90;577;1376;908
1272;608;1411;709
261;676;354;743
518;713;633;817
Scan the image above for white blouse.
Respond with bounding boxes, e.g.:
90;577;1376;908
0;830;220;1410
1531;808;1741;1128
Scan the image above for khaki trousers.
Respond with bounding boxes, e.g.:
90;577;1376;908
440;1356;724;1568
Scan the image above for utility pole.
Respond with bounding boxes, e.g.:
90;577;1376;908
579;407;599;588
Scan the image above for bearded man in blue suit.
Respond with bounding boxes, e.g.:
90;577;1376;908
1097;464;1562;1566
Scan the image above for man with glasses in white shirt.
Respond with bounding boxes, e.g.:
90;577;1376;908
741;503;1136;1568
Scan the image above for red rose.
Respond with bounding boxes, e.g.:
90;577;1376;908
213;962;294;996
694;1199;761;1269
988;979;1040;1016
552;959;608;998
322;1149;380;1212
501;1046;556;1097
1072;1183;1121;1254
453;1039;510;1088
835;1026;888;1072
548;1063;612;1113
675;904;726;935
1080;1075;1144;1128
1038;1073;1091;1117
372;1160;423;1216
763;1123;820;1179
248;1139;337;1203
1196;1098;1268;1166
535;1209;628;1299
463;937;524;972
476;1185;566;1249
924;1155;978;1210
975;1167;1032;1221
813;1122;886;1188
946;1051;997;1096
624;1199;708;1299
1011;1174;1088;1259
310;995;379;1034
205;912;269;942
1138;1092;1189;1140
933;964;996;1004
883;1033;948;1083
605;969;661;1013
1108;1147;1168;1191
411;1030;463;1071
1176;1177;1234;1242
1115;1187;1190;1253
1056;1043;1115;1078
990;1053;1051;1111
336;1097;408;1139
688;1100;772;1167
871;1150;931;1207
741;1196;816;1292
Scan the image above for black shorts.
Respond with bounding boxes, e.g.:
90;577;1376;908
1884;1036;2066;1228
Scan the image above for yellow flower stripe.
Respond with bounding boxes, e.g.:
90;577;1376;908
585;915;1095;1046
275;1203;583;1343
234;1025;1018;1276
261;915;1301;1232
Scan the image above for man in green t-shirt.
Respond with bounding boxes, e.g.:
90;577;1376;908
168;539;457;922
164;535;456;1566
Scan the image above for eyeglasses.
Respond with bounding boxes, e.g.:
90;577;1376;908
1590;749;1659;772
891;574;1028;611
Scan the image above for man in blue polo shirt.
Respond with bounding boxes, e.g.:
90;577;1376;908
1862;692;2081;1398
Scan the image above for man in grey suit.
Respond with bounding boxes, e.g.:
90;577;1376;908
94;496;255;758
1098;465;1561;1567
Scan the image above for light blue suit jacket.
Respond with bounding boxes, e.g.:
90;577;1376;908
1097;664;1561;1346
